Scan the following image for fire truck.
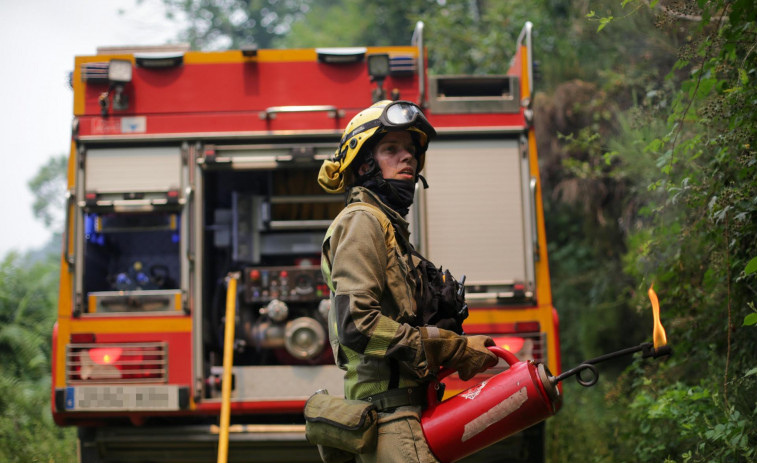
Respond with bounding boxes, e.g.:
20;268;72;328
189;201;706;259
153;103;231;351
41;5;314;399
52;21;560;463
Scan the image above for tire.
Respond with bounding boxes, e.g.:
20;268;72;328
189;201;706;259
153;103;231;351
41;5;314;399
77;427;102;463
519;422;545;463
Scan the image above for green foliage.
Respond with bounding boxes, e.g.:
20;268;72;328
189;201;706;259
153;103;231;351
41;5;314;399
573;1;757;462
544;197;646;369
2;150;75;460
28;154;67;231
612;359;757;463
0;253;57;377
624;379;755;462
0;374;76;463
546;380;625;463
744;257;757;276
421;1;540;75
160;0;315;49
278;0;430;48
0;252;75;462
539;0;755;460
743;258;757;327
744;310;757;327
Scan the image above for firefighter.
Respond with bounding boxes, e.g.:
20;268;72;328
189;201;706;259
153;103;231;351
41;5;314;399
318;100;498;462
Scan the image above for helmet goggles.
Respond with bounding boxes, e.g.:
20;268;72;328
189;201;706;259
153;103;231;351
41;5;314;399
338;100;436;152
380;101;436;135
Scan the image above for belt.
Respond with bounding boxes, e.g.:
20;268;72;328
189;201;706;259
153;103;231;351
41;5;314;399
360;387;426;412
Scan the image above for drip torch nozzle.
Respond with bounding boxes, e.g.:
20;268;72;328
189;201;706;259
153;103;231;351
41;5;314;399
554;341;673;388
641;343;673;359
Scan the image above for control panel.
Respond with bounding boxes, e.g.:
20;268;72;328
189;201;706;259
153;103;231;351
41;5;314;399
242;266;329;304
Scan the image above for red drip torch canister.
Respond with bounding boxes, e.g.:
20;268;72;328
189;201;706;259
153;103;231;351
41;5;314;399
421;346;561;463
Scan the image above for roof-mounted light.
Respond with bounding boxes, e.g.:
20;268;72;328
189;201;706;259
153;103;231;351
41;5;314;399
241;45;258;58
367;54;391;102
135;52;184;69
367;54;390;80
108;59;132;84
316;47;366;64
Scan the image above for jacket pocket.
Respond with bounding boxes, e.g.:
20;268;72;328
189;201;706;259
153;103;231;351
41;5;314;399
304;391;378;454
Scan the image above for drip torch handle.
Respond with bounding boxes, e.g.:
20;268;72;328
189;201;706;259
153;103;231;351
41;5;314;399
436;346;519;383
429;346;521;405
487;346;520;366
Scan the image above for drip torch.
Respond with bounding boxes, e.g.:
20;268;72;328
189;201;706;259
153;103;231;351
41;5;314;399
420;285;671;463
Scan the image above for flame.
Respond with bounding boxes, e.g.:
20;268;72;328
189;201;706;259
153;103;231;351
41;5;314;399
648;284;668;349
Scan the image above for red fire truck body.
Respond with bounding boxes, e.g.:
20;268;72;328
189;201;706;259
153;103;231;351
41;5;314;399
52;22;560;462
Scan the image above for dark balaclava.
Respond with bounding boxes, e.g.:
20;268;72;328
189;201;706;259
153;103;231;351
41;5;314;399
353;132;426;217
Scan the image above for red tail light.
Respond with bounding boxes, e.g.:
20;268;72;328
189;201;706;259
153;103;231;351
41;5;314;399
66;343;167;384
492;336;525;354
88;347;123;365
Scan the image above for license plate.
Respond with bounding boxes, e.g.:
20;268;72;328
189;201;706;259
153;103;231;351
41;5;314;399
65;385;179;411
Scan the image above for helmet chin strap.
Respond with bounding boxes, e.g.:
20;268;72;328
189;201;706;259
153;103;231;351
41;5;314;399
356;156;379;185
417;173;429;189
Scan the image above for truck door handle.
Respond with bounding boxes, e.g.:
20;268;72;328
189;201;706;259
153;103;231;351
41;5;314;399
64;189;76;267
529;176;540;259
258;105;345;120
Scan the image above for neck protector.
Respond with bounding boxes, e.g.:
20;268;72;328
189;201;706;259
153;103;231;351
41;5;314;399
362;177;416;217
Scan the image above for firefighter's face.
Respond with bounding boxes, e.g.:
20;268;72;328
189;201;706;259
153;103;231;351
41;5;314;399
360;131;417;181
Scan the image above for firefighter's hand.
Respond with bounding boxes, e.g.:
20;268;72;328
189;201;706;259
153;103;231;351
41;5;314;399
456;335;498;380
420;327;498;381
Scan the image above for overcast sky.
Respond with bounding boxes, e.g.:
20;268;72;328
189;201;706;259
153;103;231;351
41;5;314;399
0;0;185;257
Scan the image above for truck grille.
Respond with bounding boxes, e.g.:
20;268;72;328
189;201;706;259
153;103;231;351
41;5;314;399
66;342;168;384
527;331;547;365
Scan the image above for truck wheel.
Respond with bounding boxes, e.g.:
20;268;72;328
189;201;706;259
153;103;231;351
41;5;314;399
77;427;102;463
519;422;545;463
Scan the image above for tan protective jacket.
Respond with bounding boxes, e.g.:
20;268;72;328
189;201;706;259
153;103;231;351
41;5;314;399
321;187;431;400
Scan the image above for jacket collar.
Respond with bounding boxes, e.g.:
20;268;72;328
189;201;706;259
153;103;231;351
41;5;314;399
347;186;411;237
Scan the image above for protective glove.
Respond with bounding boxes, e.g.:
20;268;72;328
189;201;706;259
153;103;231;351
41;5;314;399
420;327;498;381
435;317;464;335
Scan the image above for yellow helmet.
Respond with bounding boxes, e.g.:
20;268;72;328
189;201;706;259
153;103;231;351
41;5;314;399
318;100;436;193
